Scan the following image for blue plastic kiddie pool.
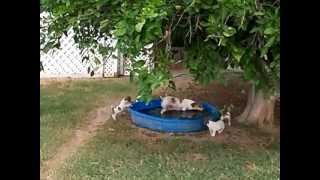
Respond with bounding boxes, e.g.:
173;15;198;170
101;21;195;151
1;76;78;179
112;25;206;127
128;99;221;133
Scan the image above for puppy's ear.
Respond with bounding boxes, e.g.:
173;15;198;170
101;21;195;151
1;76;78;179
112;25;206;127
203;117;210;125
125;96;131;102
191;102;201;108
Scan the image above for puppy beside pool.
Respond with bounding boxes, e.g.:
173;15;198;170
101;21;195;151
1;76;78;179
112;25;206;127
206;112;231;137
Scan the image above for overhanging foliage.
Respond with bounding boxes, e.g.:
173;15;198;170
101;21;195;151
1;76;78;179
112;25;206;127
41;0;280;101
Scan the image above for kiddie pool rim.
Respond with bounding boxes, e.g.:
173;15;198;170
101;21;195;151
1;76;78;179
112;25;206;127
128;99;221;133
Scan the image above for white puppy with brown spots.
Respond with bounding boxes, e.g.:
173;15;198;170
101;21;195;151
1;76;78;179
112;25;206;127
206;112;231;137
160;96;181;114
160;96;204;114
111;96;132;120
180;99;204;111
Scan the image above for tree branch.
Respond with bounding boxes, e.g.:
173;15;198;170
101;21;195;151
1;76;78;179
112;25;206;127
172;11;186;32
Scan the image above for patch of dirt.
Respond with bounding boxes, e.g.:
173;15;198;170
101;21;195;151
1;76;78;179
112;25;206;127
185;125;278;150
40;102;115;180
40;77;129;87
108;114;278;153
156;69;280;128
121;70;279;151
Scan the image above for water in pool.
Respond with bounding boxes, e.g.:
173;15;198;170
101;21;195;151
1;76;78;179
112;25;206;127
139;107;214;120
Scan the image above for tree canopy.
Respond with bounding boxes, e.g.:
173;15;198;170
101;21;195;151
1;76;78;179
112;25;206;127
41;0;280;102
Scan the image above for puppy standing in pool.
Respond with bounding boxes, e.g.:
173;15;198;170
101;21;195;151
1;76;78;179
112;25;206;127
111;96;132;120
160;96;182;114
160;95;204;114
180;99;204;111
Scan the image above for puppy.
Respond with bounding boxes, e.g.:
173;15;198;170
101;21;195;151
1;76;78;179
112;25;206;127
160;95;181;114
180;99;204;111
111;96;132;120
206;112;231;137
223;112;231;126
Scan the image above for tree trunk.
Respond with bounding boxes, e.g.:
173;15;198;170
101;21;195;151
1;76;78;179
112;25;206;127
236;85;276;129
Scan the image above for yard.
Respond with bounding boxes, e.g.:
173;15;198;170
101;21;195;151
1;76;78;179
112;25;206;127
40;74;279;180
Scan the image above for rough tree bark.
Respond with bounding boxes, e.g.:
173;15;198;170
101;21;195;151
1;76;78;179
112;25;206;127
236;84;276;128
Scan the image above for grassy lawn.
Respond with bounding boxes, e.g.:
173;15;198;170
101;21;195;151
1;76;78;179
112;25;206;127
40;79;136;166
41;76;279;179
57;118;279;180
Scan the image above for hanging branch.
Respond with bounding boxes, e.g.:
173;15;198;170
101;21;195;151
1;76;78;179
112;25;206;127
189;17;192;44
194;15;201;31
171;10;186;33
184;16;192;44
165;18;174;53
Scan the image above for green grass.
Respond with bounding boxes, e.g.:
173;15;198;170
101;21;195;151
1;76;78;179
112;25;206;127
41;78;279;179
57;119;280;180
40;79;136;166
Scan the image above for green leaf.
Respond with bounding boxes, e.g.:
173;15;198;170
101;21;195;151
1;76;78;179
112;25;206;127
175;5;182;10
133;60;145;68
115;28;126;36
223;26;236;37
218;37;227;46
250;27;261;34
260;36;276;57
94;57;101;65
231;45;245;62
254;11;264;16
66;0;70;7
100;19;109;29
135;19;146;32
264;27;276;35
114;21;127;36
150;82;160;90
135;35;141;45
53;41;61;49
